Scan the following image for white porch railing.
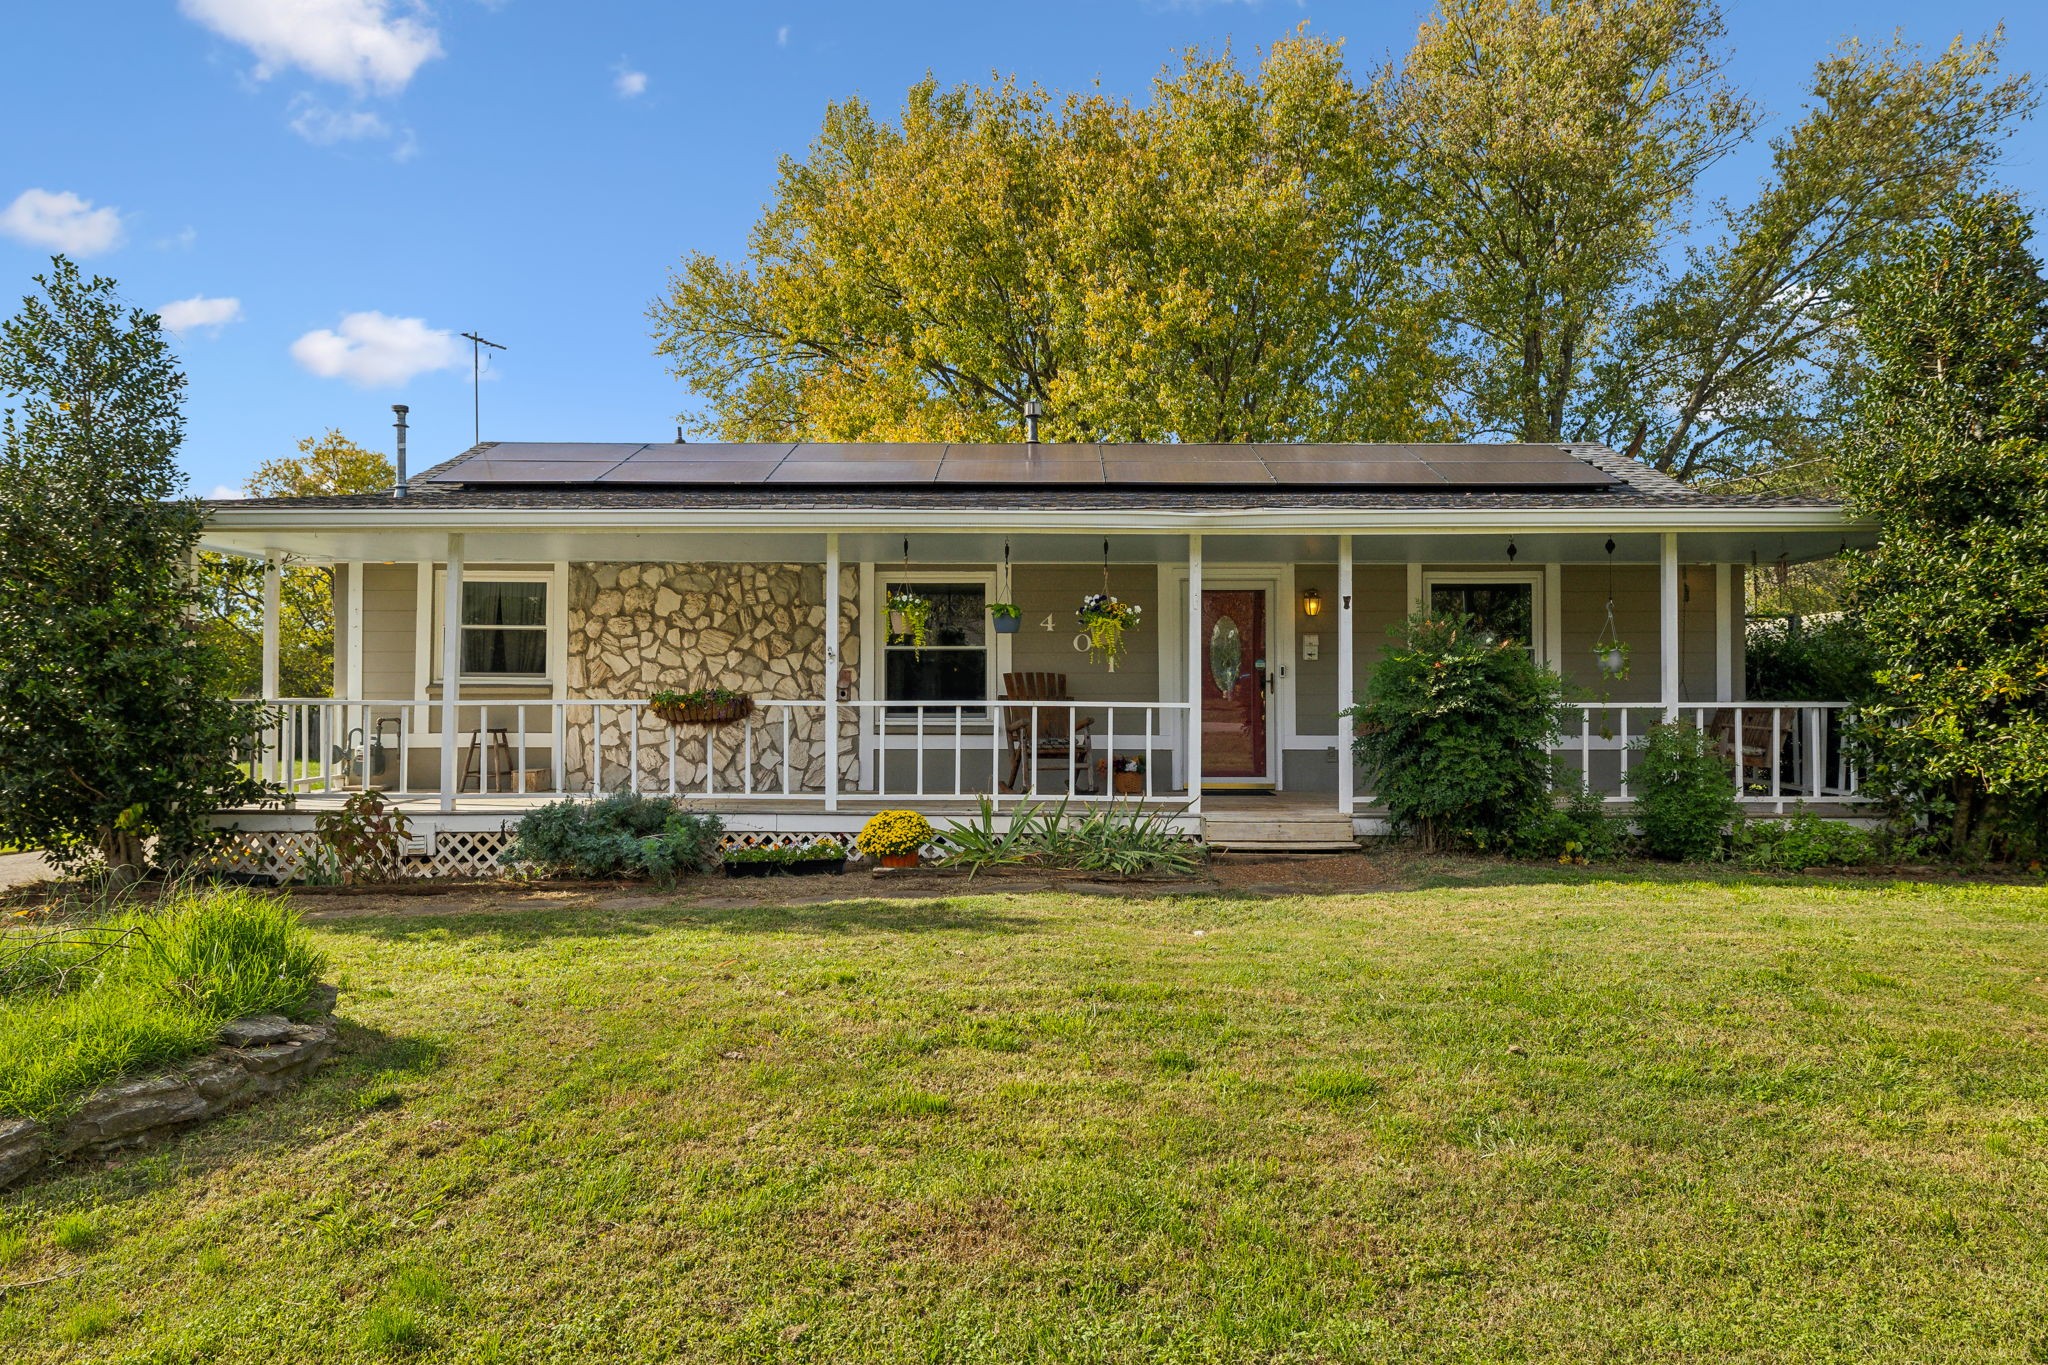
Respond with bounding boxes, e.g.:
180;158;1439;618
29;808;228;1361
1548;701;1860;810
245;698;1191;805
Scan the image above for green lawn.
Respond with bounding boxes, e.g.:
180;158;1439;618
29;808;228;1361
3;869;2047;1361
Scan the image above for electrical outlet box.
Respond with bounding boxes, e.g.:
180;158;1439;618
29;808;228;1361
1301;633;1320;661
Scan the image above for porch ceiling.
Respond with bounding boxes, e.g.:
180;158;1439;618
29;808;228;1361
197;525;1869;568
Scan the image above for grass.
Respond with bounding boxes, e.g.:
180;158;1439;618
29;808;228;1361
0;887;326;1120
1;867;2046;1361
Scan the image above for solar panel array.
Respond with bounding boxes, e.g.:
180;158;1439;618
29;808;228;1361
425;442;1620;490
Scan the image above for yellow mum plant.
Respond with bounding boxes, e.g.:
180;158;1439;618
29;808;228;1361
856;810;934;858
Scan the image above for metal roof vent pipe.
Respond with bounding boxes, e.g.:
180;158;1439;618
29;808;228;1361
392;403;409;499
1023;397;1042;447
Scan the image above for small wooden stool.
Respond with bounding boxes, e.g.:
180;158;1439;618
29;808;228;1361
460;727;514;793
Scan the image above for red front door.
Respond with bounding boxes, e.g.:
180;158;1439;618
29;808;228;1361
1201;589;1268;781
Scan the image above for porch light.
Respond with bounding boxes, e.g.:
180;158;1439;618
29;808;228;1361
1301;588;1322;617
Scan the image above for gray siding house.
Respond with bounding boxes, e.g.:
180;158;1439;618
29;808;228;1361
198;432;1870;867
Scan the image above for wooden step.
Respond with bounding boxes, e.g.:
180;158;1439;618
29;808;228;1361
1201;808;1358;851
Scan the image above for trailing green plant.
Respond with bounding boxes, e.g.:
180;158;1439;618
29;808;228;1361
988;602;1021;620
1630;722;1739;861
0;886;325;1120
1077;594;1142;665
1733;810;1878;871
886;591;933;652
647;686;747;708
1509;787;1623;864
505;793;724;885
312;790;412;885
1348;612;1566;851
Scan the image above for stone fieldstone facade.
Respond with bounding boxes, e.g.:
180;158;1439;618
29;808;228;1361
566;562;860;794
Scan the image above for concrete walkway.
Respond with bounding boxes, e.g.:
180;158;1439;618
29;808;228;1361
0;850;53;890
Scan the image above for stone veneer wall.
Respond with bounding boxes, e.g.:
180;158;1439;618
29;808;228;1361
566;563;859;794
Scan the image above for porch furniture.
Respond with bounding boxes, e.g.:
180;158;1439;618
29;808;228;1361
460;726;514;793
1706;708;1793;792
1000;672;1095;793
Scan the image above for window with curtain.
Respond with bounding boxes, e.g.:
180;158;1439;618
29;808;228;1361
459;580;548;677
1430;582;1535;651
884;581;987;715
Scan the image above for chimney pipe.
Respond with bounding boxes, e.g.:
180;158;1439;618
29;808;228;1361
1022;397;1042;447
392;404;409;499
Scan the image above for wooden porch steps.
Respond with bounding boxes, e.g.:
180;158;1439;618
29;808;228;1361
1201;801;1358;853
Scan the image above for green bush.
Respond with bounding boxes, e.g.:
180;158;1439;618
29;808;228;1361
1509;788;1624;864
506;793;724;885
1735;810;1878;870
1745;615;1877;702
0;887;325;1120
937;798;1204;877
1348;612;1565;851
722;840;845;866
1630;723;1739;861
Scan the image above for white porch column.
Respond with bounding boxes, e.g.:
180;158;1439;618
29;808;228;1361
1336;535;1354;815
1714;562;1734;701
823;532;841;813
1660;531;1680;720
260;556;281;699
1186;533;1203;812
343;561;365;701
439;534;465;813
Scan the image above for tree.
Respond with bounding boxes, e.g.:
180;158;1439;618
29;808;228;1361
1840;195;2048;858
650;35;1450;443
195;430;393;698
0;257;265;879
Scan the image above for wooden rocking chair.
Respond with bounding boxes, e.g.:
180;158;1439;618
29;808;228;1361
1705;707;1793;793
1000;672;1095;793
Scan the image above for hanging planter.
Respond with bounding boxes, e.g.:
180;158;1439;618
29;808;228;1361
887;591;933;652
1077;593;1141;666
1593;539;1631;681
989;602;1022;635
649;687;753;725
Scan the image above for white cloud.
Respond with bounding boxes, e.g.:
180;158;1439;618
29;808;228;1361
159;295;245;337
289;100;391;145
291;311;463;387
776;24;791;47
207;484;246;501
0;189;125;256
613;64;648;99
179;0;443;94
158;226;200;251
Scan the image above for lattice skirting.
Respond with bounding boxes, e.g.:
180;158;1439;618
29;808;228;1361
201;826;869;882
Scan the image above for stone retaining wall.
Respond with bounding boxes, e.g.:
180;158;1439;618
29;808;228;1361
0;986;339;1189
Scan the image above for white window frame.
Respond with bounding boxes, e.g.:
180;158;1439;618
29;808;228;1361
873;570;1001;723
429;568;559;685
1421;569;1546;660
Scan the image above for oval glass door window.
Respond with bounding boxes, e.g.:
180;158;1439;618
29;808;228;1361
1210;615;1243;693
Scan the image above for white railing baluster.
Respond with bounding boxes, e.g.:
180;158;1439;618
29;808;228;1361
781;707;792;795
1618;708;1631;801
666;719;677;795
1580;710;1592;792
915;704;926;797
1770;707;1783;813
744;715;755;795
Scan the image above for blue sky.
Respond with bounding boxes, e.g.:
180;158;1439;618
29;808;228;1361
3;1;2043;496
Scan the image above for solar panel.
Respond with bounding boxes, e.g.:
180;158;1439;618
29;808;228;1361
425;440;1624;489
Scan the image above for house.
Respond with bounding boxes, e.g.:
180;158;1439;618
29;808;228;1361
197;424;1872;870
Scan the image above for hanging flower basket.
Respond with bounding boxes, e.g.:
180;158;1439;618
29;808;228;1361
1077;594;1141;665
989;602;1022;635
649;687;754;725
887;591;933;652
1594;641;1632;679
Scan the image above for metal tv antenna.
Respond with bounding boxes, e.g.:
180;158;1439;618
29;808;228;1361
459;331;506;446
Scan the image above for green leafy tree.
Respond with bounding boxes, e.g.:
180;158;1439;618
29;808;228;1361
0;257;266;879
651;35;1450;443
1348;612;1565;851
196;430;393;698
1840;194;2048;858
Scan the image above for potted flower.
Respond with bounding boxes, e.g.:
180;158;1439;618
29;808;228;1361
887;590;933;652
649;686;754;725
1593;640;1631;680
988;601;1022;635
1077;594;1141;665
856;809;934;869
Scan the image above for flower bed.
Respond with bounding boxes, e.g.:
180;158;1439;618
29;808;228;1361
721;840;848;878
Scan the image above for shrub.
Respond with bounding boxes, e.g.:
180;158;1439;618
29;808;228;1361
312;790;412;885
1630;722;1739;861
856;810;935;859
506;793;723;885
0;887;324;1120
937;799;1204;877
1509;788;1623;864
1745;615;1877;702
1735;810;1878;870
1348;612;1565;851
